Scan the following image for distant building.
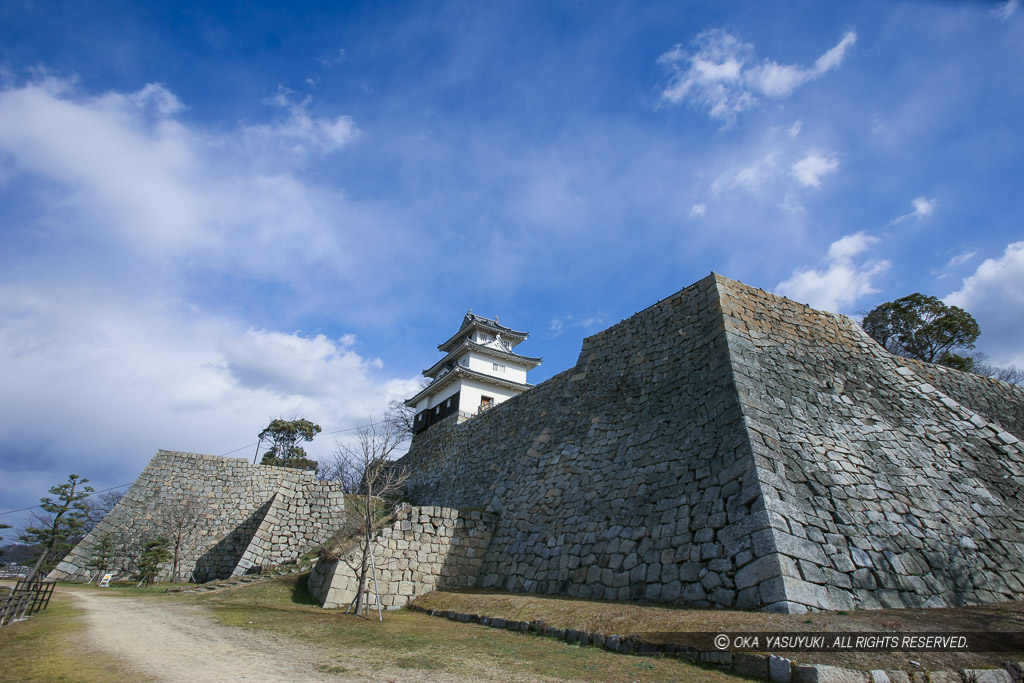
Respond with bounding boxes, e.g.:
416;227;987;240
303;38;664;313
405;310;541;433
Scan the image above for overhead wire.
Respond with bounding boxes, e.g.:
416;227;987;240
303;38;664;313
0;418;393;517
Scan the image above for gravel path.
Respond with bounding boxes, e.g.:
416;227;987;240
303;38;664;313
71;590;341;682
68;588;558;683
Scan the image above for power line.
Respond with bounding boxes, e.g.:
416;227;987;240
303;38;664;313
1;419;395;518
0;482;133;517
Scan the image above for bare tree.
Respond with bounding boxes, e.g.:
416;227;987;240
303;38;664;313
970;353;1024;385
323;406;411;618
157;494;205;583
83;490;125;532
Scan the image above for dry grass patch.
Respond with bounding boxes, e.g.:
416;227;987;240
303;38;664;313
414;589;1024;672
0;588;135;682
189;573;750;682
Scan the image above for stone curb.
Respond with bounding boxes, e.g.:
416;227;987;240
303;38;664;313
409;606;1022;683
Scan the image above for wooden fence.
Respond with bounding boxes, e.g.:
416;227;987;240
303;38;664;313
0;578;56;627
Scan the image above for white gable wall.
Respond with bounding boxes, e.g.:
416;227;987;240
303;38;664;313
464;350;529;384
457;377;521;415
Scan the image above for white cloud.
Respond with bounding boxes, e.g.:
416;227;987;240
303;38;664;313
995;0;1019;21
946;241;1024;367
945;250;976;268
659;30;856;125
317;48;348;67
247;86;359;154
777;231;890;312
548;312;608;338
791;151;839;188
708;127;840;214
690;203;707;217
0;76;393;286
0;75;424;519
889;195;936;225
788;120;803;139
0;281;420;494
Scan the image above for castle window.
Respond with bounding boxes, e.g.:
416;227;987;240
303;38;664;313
435;406;440;414
480;395;493;411
492;363;505;373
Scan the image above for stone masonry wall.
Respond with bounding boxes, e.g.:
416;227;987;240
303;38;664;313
892;355;1024;441
51;450;346;583
703;277;1024;611
401;275;777;608
308;505;493;610
232;480;347;576
399;274;1024;613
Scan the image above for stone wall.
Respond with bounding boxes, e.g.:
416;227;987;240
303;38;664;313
720;278;1024;611
50;450;346;583
892;355;1024;441
401;276;776;608
398;273;1024;613
308;505;493;610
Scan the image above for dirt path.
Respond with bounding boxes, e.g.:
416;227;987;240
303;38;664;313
67;588;559;683
71;590;342;682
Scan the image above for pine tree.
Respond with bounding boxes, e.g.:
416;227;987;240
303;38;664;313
20;474;94;571
134;537;171;586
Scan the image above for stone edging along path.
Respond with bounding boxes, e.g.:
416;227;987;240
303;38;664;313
408;605;1024;683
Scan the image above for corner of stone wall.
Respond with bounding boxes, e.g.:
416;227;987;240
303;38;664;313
310;505;495;610
711;276;842;614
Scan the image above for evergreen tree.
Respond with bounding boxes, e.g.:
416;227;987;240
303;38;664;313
258;418;321;471
20;474;94;571
862;293;980;369
134;537;171;586
85;532;117;583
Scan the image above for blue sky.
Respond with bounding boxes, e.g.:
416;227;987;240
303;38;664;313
1;1;1022;531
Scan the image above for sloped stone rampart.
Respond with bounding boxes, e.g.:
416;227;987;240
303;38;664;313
50;450;346;582
892;355;1024;441
401;276;775;608
719;278;1024;611
399;273;1024;613
308;505;493;610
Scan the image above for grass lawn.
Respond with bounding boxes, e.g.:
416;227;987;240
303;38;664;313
0;588;134;682
186;573;750;682
414;589;1024;673
2;576;750;682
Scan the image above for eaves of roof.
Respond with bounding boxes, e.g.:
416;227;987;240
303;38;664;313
404;365;533;407
422;340;542;378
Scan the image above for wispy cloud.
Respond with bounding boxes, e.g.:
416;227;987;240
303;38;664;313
995;0;1019;21
791;151;840;188
549;312;608;338
889;196;935;225
689;203;707;218
945;251;976;268
247;86;359;154
317;48;348;67
708;125;841;215
776;232;890;312
658;30;856;126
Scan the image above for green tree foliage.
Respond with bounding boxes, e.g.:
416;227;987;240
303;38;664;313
258;418;321;471
0;523;9;559
134;536;171;586
862;293;980;369
85;532;117;583
19;474;95;571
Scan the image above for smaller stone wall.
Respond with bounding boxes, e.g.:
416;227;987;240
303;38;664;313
309;505;494;610
51;450;346;583
233;480;347;576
